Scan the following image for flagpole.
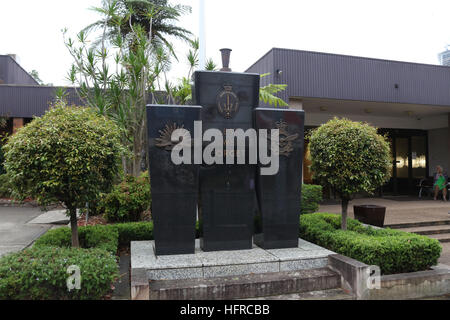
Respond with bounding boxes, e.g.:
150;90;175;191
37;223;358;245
198;0;206;70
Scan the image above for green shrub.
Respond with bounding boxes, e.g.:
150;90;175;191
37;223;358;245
308;118;392;229
301;184;323;214
79;199;104;217
114;222;153;246
0;145;5;175
101;172;151;223
0;246;118;300
34;225;118;254
0;174;13;198
300;213;442;275
2;103;124;247
35;223;153;249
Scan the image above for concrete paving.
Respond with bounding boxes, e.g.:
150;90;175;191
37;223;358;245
319;197;450;225
0;207;51;257
319;197;450;266
27;209;69;225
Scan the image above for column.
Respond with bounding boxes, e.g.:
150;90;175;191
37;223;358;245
12;118;24;134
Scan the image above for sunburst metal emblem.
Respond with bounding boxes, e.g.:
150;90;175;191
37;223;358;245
155;123;190;151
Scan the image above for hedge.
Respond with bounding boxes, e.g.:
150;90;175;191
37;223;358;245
0;174;13;199
114;222;153;246
2;222;154;300
34;225;119;254
101;172;151;223
301;184;323;214
34;222;153;250
0;246;118;300
299;213;442;275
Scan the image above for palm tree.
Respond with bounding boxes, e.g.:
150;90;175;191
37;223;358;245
84;0;192;56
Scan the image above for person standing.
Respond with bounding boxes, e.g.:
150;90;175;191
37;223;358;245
434;165;448;201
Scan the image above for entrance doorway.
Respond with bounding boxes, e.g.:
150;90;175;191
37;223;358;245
381;129;428;195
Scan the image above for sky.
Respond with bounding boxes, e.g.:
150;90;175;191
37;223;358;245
1;0;450;86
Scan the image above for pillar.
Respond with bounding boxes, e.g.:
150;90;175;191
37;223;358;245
12;118;24;134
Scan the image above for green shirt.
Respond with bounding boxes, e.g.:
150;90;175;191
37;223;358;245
435;176;446;191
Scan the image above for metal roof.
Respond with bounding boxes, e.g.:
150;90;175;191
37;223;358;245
0;85;82;118
247;48;450;107
0;55;38;86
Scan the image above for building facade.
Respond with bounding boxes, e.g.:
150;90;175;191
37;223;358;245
2;50;450;196
0;54;81;135
247;48;450;195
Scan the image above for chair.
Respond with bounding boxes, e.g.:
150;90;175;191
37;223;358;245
418;178;434;198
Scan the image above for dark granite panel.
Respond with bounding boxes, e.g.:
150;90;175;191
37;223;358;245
147;105;202;255
254;108;305;249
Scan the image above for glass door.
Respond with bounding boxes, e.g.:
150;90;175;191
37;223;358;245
395;137;410;195
382;130;428;196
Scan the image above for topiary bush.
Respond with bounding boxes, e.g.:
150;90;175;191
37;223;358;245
300;213;442;275
301;184;323;214
101;172;151;223
308;118;392;229
2;103;124;247
0;246;118;300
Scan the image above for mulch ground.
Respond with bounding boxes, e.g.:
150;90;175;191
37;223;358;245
77;213;109;227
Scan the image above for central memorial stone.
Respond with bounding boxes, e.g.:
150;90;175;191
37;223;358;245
193;71;260;252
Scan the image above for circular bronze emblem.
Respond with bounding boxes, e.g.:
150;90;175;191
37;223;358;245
217;85;239;119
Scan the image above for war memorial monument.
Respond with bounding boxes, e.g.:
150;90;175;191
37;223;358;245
130;50;337;300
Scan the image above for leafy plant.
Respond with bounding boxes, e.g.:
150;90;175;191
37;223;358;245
205;58;217;71
0;174;13;199
300;213;442;275
101;171;151;223
0;246;118;300
34;225;119;254
35;222;154;249
2;103;124;247
259;73;288;107
308;118;392;229
65;1;186;177
114;221;154;246
82;0;192;57
301;184;323;214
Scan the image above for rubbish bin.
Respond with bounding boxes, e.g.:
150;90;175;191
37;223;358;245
353;205;386;228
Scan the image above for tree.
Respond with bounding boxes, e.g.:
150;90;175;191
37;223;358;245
65;0;192;177
29;70;44;85
2;103;124;247
83;0;192;57
308;118;392;230
29;70;53;86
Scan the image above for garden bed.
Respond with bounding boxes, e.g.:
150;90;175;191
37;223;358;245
300;213;442;275
0;222;154;300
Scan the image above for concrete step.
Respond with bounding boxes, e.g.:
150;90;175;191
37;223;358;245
247;288;355;300
149;267;341;300
385;220;450;230
428;234;450;243
399;225;450;236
